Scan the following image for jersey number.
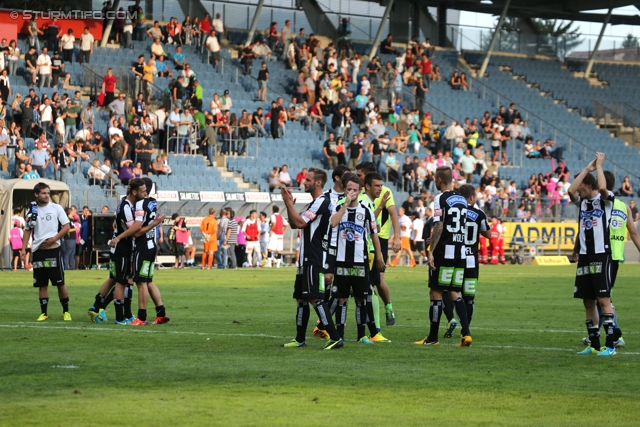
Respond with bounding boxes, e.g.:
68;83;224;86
465;221;478;246
446;207;467;233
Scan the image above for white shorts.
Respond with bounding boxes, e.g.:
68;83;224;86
268;234;284;252
245;241;260;253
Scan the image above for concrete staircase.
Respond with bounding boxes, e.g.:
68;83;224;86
214;155;258;191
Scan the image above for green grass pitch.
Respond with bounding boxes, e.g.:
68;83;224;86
1;265;640;426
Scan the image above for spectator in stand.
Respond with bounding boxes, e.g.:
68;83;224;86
335;137;346;165
29;140;49;177
146;20;163;40
279;164;292;187
156;55;173;78
241;41;256;76
77;27;94;64
257;61;269;102
205;29;221;71
119;159;134;185
473;142;488;175
24;46;38;86
212;13;224;42
380;34;398;55
0;131;8;172
37;47;52;88
101;68;117;108
460;148;476;182
87;159;108;187
449;70;462;90
50;51;70;89
23;164;39;179
401;155;416;194
151;37;166;58
135;134;153;174
323;133;338;169
629;200;639;227
508;117;523;140
108;93;126;120
521;120;531;140
618;176;634;197
178;108;194;154
460;72;469;91
268;166;282;192
347;134;362;169
505;103;518;124
296;168;307;188
60;29;75;63
237;109;253;156
173;45;186;70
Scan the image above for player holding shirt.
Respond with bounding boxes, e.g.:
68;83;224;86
21;182;72;321
415;166;472;347
330;174;385;344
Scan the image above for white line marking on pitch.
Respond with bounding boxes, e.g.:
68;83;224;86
1;323;638;356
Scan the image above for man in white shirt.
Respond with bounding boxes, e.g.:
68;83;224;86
410;211;426;264
37;47;52;88
278;164;292;187
21;182;72;321
78;27;94;63
241;210;262;268
55;113;66;143
389;207;416;267
212;13;224;42
39;98;53;133
205;30;221;69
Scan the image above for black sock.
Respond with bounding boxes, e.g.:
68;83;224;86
314;301;340;341
114;299;125;322
453;297;471;336
124;284;134;319
365;297;378;337
586;320;601;350
442;292;454;322
464;296;475;324
93;293;105;310
156;305;166;317
104;287;115;308
614;327;622;341
40;298;49;315
295;302;310;343
60;297;69;313
427;300;443;342
335;301;347;340
356;300;367;341
137;309;147;321
602;313;615;349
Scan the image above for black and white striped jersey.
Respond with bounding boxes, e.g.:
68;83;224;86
465;206;489;257
577;193;614;255
298;193;333;267
432;190;467;260
334;201;377;264
322;188;345;257
111;197;134;255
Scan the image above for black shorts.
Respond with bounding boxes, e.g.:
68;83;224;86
574;253;613;299
133;248;156;283
293;265;327;300
611;260;619;288
75;243;83;257
109;250;132;285
172;241;184;256
411;241;425;252
323;247;337;274
379;237;389;264
32;247;65;288
463;255;479;298
370;252;381;287
429;254;466;292
12;249;20;258
334;263;371;300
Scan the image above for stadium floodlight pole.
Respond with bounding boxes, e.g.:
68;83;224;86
100;0;121;48
478;0;511;79
245;0;265;47
584;8;612;79
368;0;395;59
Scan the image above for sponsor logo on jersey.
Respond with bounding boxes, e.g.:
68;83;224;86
446;195;467;207
611;235;625;241
580;209;604;219
433;208;443;217
466;210;478;221
303;210;317;221
611;209;627;221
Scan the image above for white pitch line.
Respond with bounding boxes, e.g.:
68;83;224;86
1;323;638;355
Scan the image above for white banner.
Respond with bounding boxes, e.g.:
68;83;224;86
156;190;179;202
184;217;204;228
199;191;226;202
293;192;313;204
244;192;271;203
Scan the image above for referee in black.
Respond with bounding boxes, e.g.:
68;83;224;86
280;168;343;350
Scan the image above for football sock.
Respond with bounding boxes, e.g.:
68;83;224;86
384;302;393;314
371;292;381;330
124;284;134;319
586;320;600;350
427;300;443;342
356;300;366;341
104;287;115;308
137;309;147;322
365;298;378;337
335;301;347;339
314;301;340;341
597;303;620;329
93;293;105;310
442;292;454;322
114;299;125;322
453;297;470;336
60;297;69;313
463;296;475;324
207;254;213;269
602;313;615;349
156;305;166;317
317;296;338;332
201;253;207;267
40;298;49;315
295;302;310;343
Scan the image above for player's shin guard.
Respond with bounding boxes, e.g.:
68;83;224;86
114;299;125;322
602;313;616;349
356;300;367;341
295;302;310;343
427;300;443;342
60;297;69;314
40;298;49;315
335;301;347;339
313;300;339;341
463;295;475;324
441;291;454;322
453;297;470;336
93;293;105;310
586;319;601;350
